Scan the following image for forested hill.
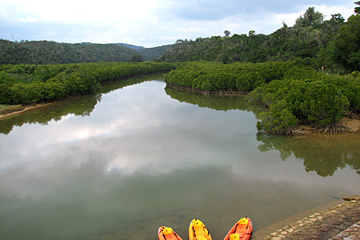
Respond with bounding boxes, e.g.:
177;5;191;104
0;40;173;64
159;7;358;72
113;43;174;60
138;44;174;61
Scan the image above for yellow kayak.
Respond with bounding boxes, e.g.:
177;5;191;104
189;219;212;240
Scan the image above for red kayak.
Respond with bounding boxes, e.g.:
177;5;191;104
223;217;253;240
158;226;183;240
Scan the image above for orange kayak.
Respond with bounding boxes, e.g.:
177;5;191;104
223;217;253;240
158;226;183;240
189;218;212;240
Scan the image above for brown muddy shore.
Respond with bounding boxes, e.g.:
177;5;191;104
0;103;53;119
0;95;85;120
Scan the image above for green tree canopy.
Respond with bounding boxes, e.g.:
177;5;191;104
248;30;256;36
224;30;231;37
335;14;360;71
131;54;143;62
355;1;360;15
295;7;324;27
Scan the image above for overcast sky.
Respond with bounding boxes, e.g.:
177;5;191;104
0;0;356;47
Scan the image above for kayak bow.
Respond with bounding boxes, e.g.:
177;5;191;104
189;218;212;240
158;226;183;240
223;217;252;240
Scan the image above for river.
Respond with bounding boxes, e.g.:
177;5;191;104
0;74;359;240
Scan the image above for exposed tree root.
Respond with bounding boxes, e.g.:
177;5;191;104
314;123;353;134
347;112;360;120
285;127;310;136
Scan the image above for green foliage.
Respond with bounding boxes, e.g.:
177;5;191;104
251;72;355;130
334;15;360;71
166;61;357;133
131;54;143;62
294;7;324;28
159;7;352;72
300;81;349;125
160;33;269;63
137;44;174;61
236;72;264;91
0;40;173;64
347;78;360;111
355;1;360;15
257;100;298;134
0;62;176;105
166;61;298;92
317;74;360;113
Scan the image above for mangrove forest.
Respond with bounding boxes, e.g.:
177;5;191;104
165;61;360;134
0;62;176;104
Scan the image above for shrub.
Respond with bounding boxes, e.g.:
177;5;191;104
300;81;349;126
257;100;298;134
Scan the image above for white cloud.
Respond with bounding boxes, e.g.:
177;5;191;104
316;4;355;20
1;0;158;22
18;15;39;23
0;0;356;47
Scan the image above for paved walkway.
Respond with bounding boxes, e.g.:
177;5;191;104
253;196;360;240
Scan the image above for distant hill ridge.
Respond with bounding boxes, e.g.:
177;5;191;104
159;7;349;71
80;42;146;50
0;39;173;64
114;43;145;50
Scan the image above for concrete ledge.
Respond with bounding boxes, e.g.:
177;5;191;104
252;196;360;240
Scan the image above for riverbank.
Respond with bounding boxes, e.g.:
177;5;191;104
165;82;248;96
2;96;360;134
0;105;25;115
165;61;360;134
253;196;360;239
341;117;360;132
0;82;247;120
288;117;360;135
166;83;360;134
0;103;53;120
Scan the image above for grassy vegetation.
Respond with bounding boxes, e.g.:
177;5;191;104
0;105;25;115
0;62;177;105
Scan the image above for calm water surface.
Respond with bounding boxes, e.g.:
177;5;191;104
0;75;359;240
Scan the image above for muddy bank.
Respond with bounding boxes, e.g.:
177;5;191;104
341;117;360;132
0;103;53;120
295;117;360;134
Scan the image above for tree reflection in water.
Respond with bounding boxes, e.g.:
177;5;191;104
166;85;360;177
257;133;360;177
0;74;163;135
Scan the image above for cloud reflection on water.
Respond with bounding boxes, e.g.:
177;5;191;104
1;81;359;182
0;80;359;240
0;81;258;202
